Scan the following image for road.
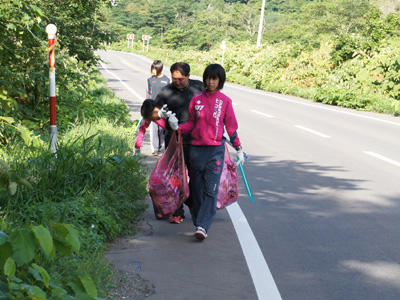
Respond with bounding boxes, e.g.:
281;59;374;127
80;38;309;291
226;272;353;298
97;50;400;300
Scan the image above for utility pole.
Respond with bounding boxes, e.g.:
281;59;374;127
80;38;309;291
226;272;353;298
256;0;266;48
221;40;226;66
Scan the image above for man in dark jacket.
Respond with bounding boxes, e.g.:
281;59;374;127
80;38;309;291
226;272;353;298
155;62;204;223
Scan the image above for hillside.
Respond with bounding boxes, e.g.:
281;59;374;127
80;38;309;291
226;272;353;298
107;0;400;116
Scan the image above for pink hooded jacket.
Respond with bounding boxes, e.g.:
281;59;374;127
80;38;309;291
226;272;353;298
135;118;166;149
179;90;241;148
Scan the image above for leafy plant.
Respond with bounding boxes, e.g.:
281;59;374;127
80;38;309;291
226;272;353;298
0;224;103;299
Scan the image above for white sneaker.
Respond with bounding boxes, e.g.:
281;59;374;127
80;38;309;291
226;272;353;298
194;226;207;240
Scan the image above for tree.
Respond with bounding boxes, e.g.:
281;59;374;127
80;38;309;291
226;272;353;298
0;0;110;144
147;0;175;40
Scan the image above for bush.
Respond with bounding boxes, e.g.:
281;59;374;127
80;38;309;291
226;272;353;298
0;67;148;298
0;224;102;299
110;24;400;116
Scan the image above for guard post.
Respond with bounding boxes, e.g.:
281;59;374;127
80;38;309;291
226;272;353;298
46;24;57;154
142;35;151;52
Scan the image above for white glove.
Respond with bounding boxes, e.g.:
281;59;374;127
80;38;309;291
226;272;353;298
158;104;170;119
168;113;179;131
235;150;244;166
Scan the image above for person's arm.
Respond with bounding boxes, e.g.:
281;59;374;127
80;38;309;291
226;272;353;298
178;98;196;134
154;118;167;130
224;100;241;149
134;120;151;149
224;100;245;165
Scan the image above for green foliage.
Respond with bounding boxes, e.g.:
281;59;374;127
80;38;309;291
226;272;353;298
0;0;112;146
107;0;261;49
0;1;150;298
163;28;189;49
1;71;148;297
0;224;103;299
1;121;147;236
113;17;400;116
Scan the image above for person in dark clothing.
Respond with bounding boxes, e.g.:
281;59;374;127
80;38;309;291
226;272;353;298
146;60;170;155
154;62;204;224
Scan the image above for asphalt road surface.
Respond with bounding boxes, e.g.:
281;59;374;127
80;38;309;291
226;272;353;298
97;50;400;300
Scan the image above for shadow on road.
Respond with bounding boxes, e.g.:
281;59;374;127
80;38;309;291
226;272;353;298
237;154;400;299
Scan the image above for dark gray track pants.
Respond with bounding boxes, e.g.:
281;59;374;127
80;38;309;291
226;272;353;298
189;144;225;232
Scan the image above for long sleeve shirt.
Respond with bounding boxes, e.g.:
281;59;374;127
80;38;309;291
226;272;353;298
135;118;166;149
154;79;204;145
179;90;241;148
147;75;170;100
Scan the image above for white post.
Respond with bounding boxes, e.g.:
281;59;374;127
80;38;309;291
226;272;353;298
256;0;266;48
46;24;58;154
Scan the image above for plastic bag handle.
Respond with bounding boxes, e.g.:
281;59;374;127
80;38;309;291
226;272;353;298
177;130;182;144
224;142;232;161
164;131;184;171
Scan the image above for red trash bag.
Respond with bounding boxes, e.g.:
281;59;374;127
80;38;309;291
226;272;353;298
148;131;189;219
217;144;238;209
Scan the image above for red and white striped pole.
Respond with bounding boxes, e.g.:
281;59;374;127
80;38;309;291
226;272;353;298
46;24;57;153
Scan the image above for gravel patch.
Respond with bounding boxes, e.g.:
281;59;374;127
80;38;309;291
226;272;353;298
107;266;154;300
107;216;155;299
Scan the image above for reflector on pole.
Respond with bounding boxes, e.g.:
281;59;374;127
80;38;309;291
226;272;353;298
46;24;58;154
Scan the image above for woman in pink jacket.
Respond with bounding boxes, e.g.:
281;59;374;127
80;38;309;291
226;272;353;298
170;64;245;241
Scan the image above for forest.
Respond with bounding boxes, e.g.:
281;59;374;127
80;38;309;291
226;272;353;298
107;0;400;115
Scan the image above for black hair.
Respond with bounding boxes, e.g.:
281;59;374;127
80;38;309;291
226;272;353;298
203;63;226;90
140;99;155;119
151;60;163;76
170;62;190;77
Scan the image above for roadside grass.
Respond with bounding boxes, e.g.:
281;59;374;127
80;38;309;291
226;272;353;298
0;70;148;298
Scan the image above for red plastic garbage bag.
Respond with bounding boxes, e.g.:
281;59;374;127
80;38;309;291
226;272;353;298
149;131;189;219
217;144;238;209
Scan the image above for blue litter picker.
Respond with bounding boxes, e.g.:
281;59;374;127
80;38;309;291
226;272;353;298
237;152;255;203
226;140;255;203
134;117;143;134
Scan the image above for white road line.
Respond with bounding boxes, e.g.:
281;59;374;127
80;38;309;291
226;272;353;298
227;203;282;300
294;125;331;138
250;109;275;118
363;151;400;167
119;56;148;75
99;62;142;101
123;51;154;64
227;84;400;128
